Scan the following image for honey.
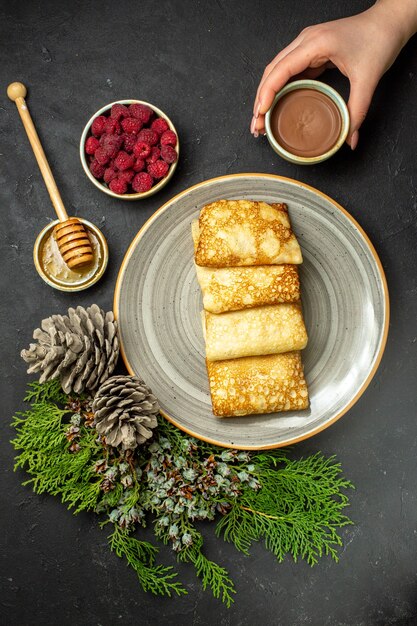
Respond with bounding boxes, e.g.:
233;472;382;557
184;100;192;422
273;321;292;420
36;222;106;290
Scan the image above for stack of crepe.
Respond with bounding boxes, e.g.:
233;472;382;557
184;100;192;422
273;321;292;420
192;199;309;417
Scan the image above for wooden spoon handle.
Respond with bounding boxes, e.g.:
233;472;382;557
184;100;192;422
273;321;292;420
7;82;68;222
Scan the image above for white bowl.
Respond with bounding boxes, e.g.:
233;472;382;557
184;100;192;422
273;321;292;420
80;99;179;200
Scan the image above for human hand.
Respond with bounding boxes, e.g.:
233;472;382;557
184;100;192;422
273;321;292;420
251;0;417;149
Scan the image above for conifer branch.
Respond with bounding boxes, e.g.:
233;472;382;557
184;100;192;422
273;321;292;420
11;381;354;606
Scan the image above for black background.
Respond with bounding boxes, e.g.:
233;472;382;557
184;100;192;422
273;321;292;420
2;1;417;624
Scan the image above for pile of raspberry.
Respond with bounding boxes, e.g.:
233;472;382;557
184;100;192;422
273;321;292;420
85;102;178;195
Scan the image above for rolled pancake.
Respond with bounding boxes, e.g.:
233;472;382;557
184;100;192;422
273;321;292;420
206;352;309;417
192;220;301;313
203;304;308;361
194;199;302;267
195;263;300;314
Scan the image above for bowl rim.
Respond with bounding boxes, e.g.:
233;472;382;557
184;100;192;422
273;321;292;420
80;99;179;200
265;79;350;165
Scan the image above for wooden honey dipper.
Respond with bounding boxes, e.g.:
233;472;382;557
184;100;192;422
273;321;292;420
7;82;94;269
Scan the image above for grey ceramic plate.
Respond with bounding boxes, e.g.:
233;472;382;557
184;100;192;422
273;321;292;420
114;174;389;449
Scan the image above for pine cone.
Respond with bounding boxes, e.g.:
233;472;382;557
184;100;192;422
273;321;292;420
21;304;119;395
92;375;159;450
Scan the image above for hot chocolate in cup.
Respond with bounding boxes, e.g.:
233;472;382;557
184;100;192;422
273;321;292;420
265;80;350;164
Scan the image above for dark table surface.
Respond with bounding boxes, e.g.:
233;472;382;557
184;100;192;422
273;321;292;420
2;1;417;624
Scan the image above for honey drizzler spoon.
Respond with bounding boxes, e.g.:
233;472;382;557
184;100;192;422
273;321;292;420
7;81;95;269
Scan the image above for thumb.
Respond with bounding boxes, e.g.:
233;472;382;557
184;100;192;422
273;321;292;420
346;76;377;148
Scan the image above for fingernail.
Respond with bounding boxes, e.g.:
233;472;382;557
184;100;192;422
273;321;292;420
254;130;259;138
250;116;257;134
255;102;261;119
350;130;359;151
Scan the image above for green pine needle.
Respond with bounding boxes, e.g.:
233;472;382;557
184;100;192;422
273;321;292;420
154;519;236;607
11;380;355;606
109;527;186;597
23;378;67;405
12;387;102;513
179;534;236;608
216;453;353;566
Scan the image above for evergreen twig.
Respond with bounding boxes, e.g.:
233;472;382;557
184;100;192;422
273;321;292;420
11;381;355;606
108;527;186;597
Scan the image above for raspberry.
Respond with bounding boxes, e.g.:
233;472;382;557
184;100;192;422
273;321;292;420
137;128;159;146
122;133;137;152
129;103;153;124
110;103;129;120
146;147;161;164
160;145;178;164
103;167;118;184
119;169;135;183
85;136;100;155
147;159;169;179
89;159;106;179
133;158;145;172
151;117;169;135
132;172;153;193
114;150;135;171
109;177;128;194
101;134;123;158
160;130;177;147
121;117;143;134
104;117;121;135
133;141;151;159
91;115;107;137
94;146;110;165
